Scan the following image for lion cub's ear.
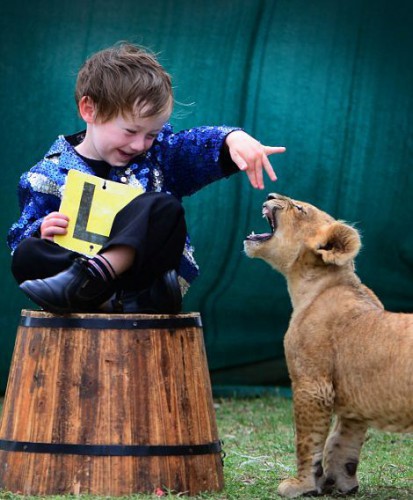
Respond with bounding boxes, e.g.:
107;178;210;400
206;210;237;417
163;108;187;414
308;222;361;266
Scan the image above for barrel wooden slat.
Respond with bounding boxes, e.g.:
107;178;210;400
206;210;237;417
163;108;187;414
0;309;223;496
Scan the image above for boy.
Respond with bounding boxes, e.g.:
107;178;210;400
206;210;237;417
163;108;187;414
8;42;285;314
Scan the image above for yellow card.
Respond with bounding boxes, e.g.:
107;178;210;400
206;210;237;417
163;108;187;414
55;170;144;256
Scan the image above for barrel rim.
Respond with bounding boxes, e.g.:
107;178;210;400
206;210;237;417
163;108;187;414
19;313;202;330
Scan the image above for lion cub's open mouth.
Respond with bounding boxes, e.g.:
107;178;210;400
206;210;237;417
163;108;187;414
245;205;277;242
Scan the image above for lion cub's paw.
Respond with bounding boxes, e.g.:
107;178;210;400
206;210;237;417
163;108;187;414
277;478;321;498
321;477;359;496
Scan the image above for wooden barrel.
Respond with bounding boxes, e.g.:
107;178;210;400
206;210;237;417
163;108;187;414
0;309;224;496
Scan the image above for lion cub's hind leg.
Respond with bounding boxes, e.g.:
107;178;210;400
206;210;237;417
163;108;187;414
322;416;368;495
278;382;334;498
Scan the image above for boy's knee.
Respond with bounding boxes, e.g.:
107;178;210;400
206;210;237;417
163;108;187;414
155;193;184;216
134;192;185;216
12;237;41;283
13;237;40;261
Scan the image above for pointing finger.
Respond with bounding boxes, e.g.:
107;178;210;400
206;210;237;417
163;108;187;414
263;146;286;156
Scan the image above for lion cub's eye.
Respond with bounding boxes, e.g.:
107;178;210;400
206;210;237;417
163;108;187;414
294;204;306;214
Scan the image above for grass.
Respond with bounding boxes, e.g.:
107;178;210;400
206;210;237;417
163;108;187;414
0;396;412;499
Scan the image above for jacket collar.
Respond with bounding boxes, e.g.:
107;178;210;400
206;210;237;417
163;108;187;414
44;132;95;174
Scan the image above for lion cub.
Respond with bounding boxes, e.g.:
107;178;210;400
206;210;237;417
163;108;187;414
244;193;413;498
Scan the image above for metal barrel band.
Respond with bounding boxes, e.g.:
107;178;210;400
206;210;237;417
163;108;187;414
20;315;202;330
0;439;221;457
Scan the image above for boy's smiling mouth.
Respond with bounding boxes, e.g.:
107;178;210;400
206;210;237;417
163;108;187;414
117;149;138;160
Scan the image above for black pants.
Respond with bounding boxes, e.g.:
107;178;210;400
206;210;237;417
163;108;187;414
12;192;187;292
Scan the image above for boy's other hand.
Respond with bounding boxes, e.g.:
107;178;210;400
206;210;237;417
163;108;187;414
40;212;69;241
225;130;286;189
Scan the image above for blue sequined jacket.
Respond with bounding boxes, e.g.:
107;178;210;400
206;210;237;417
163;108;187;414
7;123;240;293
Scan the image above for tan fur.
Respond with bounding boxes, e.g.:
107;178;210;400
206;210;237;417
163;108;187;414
244;193;413;498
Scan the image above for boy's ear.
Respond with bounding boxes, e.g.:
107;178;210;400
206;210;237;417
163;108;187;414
78;96;97;123
307;221;361;266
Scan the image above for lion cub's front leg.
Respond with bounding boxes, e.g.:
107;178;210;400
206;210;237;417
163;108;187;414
278;382;334;498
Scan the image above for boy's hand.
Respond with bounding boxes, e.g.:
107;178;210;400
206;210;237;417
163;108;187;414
225;130;286;189
40;212;69;241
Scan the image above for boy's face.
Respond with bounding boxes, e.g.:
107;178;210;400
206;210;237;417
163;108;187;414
78;101;171;166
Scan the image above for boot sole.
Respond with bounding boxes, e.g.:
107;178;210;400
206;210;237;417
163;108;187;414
20;282;73;315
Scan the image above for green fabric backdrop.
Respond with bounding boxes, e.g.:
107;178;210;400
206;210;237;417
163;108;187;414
1;0;412;393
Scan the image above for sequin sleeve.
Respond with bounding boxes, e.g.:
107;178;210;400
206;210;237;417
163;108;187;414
153;125;241;197
7;168;62;252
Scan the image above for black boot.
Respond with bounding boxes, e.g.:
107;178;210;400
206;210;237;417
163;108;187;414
150;269;182;314
112;270;182;314
19;257;117;314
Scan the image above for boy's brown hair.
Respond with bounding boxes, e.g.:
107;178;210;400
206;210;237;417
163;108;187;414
75;42;173;122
